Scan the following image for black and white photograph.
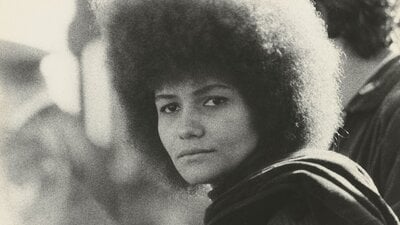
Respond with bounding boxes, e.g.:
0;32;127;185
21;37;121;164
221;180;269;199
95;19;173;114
1;0;400;224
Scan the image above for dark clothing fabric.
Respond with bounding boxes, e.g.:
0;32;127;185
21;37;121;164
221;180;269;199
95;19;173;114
205;149;399;225
333;55;400;216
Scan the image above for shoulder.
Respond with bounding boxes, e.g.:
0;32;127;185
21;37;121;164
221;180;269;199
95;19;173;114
205;149;398;225
377;58;400;123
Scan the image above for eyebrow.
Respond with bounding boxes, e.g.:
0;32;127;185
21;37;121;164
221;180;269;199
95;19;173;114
154;94;176;102
155;84;232;101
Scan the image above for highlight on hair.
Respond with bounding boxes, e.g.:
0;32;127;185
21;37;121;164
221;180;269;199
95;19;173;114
96;0;341;187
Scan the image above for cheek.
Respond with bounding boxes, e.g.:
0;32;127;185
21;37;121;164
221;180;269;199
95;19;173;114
157;120;174;153
208;110;257;148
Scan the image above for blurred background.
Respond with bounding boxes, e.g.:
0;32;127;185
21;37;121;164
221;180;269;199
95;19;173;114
0;0;399;225
0;0;79;115
0;0;209;225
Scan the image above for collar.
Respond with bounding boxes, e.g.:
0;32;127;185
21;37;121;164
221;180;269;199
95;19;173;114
207;148;313;201
346;55;400;113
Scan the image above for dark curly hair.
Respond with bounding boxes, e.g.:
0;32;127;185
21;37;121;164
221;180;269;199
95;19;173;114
97;0;341;187
313;0;396;59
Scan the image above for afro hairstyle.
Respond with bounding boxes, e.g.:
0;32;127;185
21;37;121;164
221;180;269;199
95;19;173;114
98;0;341;187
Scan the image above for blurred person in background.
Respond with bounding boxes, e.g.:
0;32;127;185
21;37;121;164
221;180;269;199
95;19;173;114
95;0;399;224
0;40;117;224
313;0;400;216
69;0;208;224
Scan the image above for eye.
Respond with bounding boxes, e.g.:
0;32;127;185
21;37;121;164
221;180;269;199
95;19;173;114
160;103;181;114
204;97;228;107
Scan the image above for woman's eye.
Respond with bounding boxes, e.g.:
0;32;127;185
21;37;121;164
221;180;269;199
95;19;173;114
204;97;228;106
160;103;180;114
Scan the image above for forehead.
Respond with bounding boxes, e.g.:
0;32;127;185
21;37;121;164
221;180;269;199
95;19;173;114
154;73;233;93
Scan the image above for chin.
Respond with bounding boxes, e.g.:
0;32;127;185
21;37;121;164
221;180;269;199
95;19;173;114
179;167;221;185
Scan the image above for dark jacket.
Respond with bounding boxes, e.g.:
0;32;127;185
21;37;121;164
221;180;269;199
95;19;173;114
205;149;399;225
334;55;400;216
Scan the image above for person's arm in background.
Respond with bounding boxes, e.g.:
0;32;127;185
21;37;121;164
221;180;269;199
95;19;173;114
1;107;118;225
1;117;72;225
377;104;400;216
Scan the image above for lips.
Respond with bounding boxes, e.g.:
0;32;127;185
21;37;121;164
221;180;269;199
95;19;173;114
177;148;216;158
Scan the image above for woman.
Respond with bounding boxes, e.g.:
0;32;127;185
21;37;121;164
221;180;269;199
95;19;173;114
96;0;399;224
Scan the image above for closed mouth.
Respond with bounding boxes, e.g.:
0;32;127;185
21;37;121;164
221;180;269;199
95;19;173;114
177;149;216;158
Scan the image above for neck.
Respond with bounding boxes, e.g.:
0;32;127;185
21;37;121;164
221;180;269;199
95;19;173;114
208;145;272;200
335;40;399;107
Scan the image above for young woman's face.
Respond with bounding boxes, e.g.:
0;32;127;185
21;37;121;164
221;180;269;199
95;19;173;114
155;76;259;185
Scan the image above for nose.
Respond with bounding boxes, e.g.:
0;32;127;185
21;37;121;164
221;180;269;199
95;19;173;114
177;111;205;140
